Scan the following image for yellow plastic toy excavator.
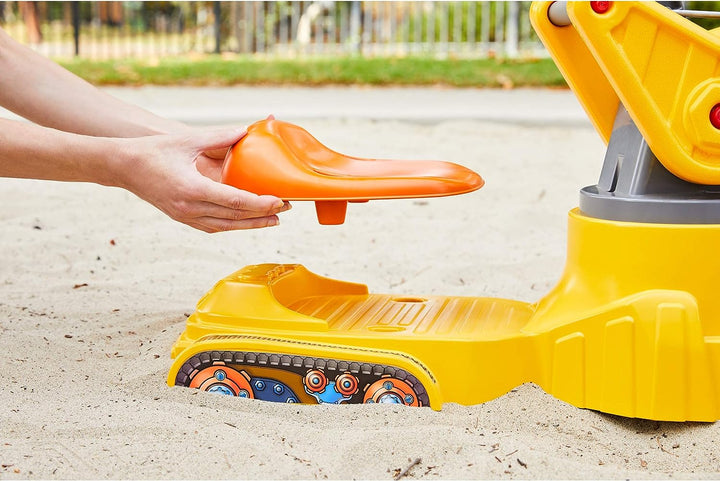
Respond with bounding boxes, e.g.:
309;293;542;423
168;1;720;422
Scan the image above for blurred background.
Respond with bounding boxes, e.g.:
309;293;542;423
0;1;716;88
0;1;542;59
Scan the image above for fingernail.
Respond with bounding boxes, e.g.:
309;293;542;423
270;218;279;227
273;199;285;209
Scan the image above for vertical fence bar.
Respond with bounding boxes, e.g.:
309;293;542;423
362;1;370;56
506;1;518;58
374;1;380;57
253;1;259;54
452;2;460;55
128;3;135;58
50;5;57;57
311;2;318;55
284;1;292;56
255;1;264;54
397;2;402;55
518;1;526;49
402;2;409;56
411;2;419;55
229;1;237;52
250;1;255;55
383;1;389;56
243;1;251;54
199;2;206;53
146;2;151;57
239;2;245;54
337;2;345;54
213;1;221;53
114;4;120;59
440;2;450;58
185;2;191;56
427;1;435;56
160;8;166;57
389;1;396;56
291;1;299;56
337;2;344;54
372;2;380;56
103;3;109;59
520;1;538;54
268;1;276;56
91;2;97;59
173;5;179;56
467;1;476;55
328;1;335;55
330;1;337;55
384;1;390;56
71;1;79;56
165;6;170;56
371;2;377;56
320;1;326;55
481;1;490;54
279;1;288;55
349;0;360;54
380;1;386;55
452;1;460;55
495;1;504;54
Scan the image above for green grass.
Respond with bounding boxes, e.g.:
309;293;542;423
58;55;567;88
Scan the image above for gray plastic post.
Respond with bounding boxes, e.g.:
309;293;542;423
579;105;720;224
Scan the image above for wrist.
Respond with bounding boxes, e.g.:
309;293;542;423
86;137;136;189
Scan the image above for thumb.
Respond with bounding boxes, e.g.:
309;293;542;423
191;126;247;152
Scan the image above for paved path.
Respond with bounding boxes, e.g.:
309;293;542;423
1;86;591;126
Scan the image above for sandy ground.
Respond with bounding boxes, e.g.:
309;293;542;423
1;88;719;479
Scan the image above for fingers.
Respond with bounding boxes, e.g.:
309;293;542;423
171;199;290;233
191;215;280;233
190;126;247;152
191;117;273;155
198;176;285;213
171;198;289;233
167;178;291;232
196;200;291;221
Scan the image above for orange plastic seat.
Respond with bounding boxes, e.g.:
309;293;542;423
221;119;484;224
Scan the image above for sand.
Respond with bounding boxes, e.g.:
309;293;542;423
1;88;719;479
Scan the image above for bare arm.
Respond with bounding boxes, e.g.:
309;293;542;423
0;27;186;137
0;119;290;232
0;28;291;232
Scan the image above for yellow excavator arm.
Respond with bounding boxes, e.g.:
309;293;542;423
531;1;720;185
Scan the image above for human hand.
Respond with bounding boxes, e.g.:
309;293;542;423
195;116;275;182
111;126;291;233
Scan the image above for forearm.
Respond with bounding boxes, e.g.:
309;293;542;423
0;28;188;137
0;118;124;186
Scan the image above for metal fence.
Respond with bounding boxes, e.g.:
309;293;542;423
0;1;546;59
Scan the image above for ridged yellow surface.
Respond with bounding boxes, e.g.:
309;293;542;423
288;294;533;338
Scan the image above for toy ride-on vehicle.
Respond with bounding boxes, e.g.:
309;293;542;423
168;1;720;422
